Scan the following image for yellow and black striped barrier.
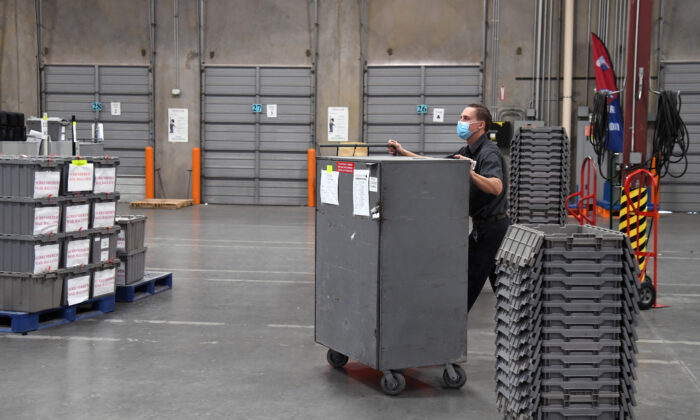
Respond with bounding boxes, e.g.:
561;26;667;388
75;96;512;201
619;187;649;275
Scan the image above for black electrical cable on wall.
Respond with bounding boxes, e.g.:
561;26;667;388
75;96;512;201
650;90;691;178
588;91;616;180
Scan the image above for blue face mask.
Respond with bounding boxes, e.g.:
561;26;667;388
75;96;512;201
457;121;476;140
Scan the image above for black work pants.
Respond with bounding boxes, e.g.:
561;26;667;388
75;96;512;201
467;217;510;312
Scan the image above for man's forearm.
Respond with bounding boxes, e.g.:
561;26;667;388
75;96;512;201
470;172;503;196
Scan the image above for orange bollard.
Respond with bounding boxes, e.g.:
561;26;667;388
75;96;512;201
307;148;316;207
192;147;201;205
145;146;154;199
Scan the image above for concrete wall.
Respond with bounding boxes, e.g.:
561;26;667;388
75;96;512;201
1;0;699;200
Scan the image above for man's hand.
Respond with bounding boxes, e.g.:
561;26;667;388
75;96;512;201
387;139;403;156
453;154;476;171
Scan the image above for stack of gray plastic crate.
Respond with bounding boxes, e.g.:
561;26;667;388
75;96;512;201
494;224;640;420
509;127;570;225
115;215;147;286
0;155;121;312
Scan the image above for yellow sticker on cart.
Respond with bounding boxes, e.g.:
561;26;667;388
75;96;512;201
72;159;88;166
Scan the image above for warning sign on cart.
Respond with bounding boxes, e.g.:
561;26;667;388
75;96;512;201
336;162;355;174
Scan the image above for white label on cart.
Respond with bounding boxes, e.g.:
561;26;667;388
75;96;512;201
67;163;94;192
93;167;116;194
33;171;60;198
320;170;339;206
352;169;370;216
33;206;60;235
93;201;116;228
93;268;116;297
369;177;378;193
117;230;126;251
101;237;110;249
65;239;90;268
116;265;126;286
67;275;90;306
64;204;90;232
34;243;59;274
101;250;109;262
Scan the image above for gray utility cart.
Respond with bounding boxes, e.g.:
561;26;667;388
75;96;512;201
315;156;471;395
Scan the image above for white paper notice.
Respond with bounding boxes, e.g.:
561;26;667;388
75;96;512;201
101;237;110;249
33;171;60;198
116;265;126;286
100;250;109;262
67;163;94;192
93;167;116;194
369;177;378;193
266;104;277;118
64;204;90;232
352;169;370;216
117;231;126;251
433;108;445;122
110;102;121;116
33;206;60;235
320;170;339;206
93;268;116;297
93;201;116;228
328;107;349;142
168;108;188;143
34;244;60;274
66;275;91;306
65;239;90;268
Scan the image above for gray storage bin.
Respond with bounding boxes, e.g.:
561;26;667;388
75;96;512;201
90;193;120;229
0;233;63;273
0;270;65;312
0;155;66;198
61;195;91;233
91;260;120;298
90;226;119;263
116;247;146;286
60;158;95;195
60;264;95;306
0;196;63;235
88;156;120;194
62;230;92;269
115;215;147;252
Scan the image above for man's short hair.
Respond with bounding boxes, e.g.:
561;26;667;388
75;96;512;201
468;103;492;128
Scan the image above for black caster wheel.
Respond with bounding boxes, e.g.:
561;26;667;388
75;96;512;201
443;364;467;389
380;370;406;396
639;276;656;311
326;349;349;368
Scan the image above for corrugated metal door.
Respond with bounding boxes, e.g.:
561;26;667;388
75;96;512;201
660;61;700;212
42;65;151;200
364;65;482;157
202;66;313;205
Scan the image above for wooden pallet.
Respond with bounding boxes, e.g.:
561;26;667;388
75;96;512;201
129;198;193;209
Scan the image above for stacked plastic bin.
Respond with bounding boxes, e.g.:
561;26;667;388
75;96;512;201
494;224;640;420
509;127;570;225
115;215;147;286
0;155;121;312
0;111;26;141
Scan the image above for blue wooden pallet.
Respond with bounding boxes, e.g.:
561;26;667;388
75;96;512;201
0;294;116;334
115;271;173;303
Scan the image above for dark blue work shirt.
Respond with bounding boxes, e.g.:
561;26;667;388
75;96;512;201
448;134;508;219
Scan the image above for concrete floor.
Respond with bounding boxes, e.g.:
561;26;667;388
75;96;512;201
1;204;699;419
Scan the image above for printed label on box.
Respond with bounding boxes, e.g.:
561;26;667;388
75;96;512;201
67;163;94;192
101;237;110;249
116;265;126;286
117;231;126;250
33;206;60;235
93;167;116;194
65;239;90;267
93;201;116;228
101;250;109;262
34;243;60;274
67;275;90;306
93;268;116;297
33;171;60;198
65;204;90;232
